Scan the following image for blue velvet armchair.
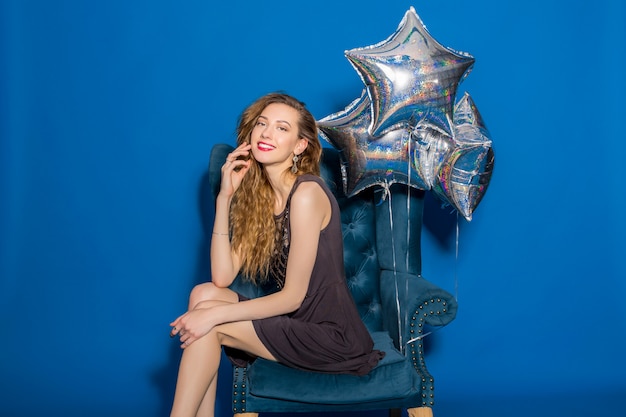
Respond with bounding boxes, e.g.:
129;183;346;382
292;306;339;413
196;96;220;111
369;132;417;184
208;144;458;417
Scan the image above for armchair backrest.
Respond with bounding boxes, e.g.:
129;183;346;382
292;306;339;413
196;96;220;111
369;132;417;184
208;144;426;339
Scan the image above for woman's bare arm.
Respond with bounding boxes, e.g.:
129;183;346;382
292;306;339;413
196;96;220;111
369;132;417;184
209;144;250;287
209;192;243;287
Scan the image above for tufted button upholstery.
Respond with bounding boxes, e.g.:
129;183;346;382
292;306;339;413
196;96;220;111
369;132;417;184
337;195;382;332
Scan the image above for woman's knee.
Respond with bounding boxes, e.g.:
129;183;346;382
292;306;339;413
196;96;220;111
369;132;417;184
188;282;218;310
188;282;236;310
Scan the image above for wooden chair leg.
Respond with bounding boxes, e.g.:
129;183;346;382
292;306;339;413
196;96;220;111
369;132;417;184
408;407;433;417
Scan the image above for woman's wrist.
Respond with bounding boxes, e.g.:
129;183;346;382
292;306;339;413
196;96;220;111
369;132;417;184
213;193;232;237
216;192;233;204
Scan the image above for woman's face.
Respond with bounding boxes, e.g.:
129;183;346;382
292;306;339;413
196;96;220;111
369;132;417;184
250;103;308;170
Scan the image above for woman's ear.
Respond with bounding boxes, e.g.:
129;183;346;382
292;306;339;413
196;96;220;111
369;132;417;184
296;137;309;155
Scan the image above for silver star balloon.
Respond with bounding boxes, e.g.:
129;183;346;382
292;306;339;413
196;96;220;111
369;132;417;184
319;7;494;221
318;91;428;196
345;6;475;137
413;122;455;190
432;92;495;221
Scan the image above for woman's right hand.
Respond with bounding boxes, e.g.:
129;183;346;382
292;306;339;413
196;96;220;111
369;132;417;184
220;143;252;197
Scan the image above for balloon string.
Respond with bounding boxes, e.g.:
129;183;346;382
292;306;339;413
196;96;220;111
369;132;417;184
406;125;412;273
381;181;405;354
404;135;412;353
406;331;432;344
404;202;409;355
454;211;459;302
404;210;461;347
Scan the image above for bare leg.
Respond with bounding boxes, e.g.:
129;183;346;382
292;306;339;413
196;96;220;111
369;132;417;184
187;283;235;417
171;328;221;417
188;282;237;310
170;319;275;417
194;357;218;417
170;288;276;417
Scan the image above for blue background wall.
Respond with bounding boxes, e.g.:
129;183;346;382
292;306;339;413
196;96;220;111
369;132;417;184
1;1;625;416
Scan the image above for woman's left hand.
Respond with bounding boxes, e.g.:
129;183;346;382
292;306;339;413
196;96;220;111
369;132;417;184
169;308;218;348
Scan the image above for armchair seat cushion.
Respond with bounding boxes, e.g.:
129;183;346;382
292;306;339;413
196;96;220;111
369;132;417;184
245;332;417;405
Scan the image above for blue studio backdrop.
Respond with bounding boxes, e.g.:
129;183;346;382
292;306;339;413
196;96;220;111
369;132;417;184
1;1;625;416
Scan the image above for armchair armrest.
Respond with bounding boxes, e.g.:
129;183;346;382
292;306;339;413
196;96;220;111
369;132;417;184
379;271;457;349
405;274;458;331
379;270;457;408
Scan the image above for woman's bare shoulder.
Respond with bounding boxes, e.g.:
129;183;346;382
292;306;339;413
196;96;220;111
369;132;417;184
290;179;332;226
291;179;328;206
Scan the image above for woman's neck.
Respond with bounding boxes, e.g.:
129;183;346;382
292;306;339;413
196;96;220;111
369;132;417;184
265;168;297;215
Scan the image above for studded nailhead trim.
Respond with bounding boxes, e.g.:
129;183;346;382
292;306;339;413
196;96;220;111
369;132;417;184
232;367;248;413
408;298;447;406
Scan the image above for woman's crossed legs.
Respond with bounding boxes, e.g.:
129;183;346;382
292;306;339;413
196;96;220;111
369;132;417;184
170;283;276;417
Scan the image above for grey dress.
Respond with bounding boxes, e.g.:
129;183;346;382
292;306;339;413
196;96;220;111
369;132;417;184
229;174;384;376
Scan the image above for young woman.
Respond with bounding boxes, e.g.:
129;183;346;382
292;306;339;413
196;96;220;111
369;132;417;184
169;93;384;417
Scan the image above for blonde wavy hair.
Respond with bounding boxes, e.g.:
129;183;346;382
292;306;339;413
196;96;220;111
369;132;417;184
229;93;322;283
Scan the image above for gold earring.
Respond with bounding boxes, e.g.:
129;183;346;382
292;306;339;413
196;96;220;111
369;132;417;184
291;154;299;174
